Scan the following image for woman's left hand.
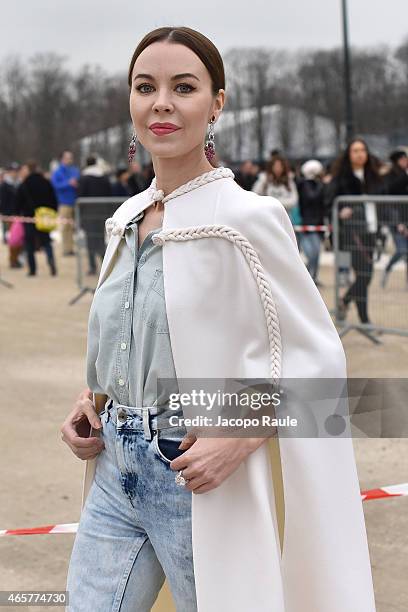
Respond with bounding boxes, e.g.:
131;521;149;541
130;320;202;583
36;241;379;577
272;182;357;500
170;436;266;494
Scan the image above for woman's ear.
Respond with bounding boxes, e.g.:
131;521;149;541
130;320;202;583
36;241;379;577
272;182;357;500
213;89;225;120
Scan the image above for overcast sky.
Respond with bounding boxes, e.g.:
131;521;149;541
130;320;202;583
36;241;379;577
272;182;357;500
2;0;407;73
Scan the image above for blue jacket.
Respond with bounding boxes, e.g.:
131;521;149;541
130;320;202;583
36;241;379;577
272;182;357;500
51;163;80;205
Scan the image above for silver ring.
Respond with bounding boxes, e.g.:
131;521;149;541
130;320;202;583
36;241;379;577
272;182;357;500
175;470;187;487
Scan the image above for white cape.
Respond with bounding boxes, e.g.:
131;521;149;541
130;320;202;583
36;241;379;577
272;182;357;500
81;171;376;612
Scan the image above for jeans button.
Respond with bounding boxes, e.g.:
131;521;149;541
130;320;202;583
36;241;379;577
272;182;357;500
117;408;127;422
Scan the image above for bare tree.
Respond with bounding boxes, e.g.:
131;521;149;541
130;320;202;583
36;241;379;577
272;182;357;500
0;56;27;162
27;53;73;167
223;50;245;161
297;49;344;149
1;43;407;168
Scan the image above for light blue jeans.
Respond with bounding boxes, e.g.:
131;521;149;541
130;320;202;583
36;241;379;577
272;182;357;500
299;232;321;281
66;401;197;611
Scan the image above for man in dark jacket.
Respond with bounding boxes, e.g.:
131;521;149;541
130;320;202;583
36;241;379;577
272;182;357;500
112;168;131;197
127;161;147;195
14;160;58;276
78;156;112;275
381;150;408;287
234;160;259;191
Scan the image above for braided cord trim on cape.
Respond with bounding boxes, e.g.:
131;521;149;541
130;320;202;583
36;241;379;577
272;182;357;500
152;224;282;384
148;167;235;205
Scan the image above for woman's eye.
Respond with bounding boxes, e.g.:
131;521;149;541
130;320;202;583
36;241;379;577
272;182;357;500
136;83;154;93
176;83;195;93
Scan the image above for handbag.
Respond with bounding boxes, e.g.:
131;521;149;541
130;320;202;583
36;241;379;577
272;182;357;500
34;207;58;233
8;220;25;248
81;393;108;510
22;183;58;233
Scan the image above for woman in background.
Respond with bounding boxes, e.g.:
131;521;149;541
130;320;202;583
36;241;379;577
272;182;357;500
251;153;298;213
326;138;385;324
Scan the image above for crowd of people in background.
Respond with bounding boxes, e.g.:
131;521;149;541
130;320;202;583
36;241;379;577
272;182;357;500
0;151;154;277
1;140;407;326
236;142;408;325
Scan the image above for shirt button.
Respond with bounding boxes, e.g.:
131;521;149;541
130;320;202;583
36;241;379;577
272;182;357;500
118;378;125;386
124;301;130;309
121;342;127;350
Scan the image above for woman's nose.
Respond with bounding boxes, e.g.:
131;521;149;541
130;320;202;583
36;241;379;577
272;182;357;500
152;92;173;113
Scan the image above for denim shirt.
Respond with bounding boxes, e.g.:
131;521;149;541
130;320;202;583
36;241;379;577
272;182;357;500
86;210;179;408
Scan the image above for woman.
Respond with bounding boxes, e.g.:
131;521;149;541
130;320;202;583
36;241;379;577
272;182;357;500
326;139;385;324
14;160;58;276
61;27;376;612
251;154;298;212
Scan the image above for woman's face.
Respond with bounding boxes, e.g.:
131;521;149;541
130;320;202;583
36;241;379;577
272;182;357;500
129;41;224;160
349;141;368;169
19;165;29;181
272;160;284;177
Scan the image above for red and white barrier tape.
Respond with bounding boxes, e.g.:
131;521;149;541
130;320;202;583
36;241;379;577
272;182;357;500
293;224;331;232
1;216;330;233
0;483;406;537
0;214;74;226
0;523;78;537
360;482;408;501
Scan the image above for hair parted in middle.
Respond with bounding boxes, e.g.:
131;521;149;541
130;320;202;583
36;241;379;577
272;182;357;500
331;137;381;191
127;26;225;97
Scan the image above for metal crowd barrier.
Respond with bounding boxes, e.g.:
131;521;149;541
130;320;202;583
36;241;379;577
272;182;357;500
69;197;127;305
332;195;408;343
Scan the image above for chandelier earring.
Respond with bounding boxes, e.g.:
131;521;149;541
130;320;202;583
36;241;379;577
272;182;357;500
128;131;138;164
204;116;216;162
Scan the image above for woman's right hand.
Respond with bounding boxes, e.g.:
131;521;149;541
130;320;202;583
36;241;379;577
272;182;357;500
60;388;105;460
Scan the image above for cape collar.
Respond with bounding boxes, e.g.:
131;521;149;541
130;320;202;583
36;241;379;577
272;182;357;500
99;166;235;289
105;166;234;239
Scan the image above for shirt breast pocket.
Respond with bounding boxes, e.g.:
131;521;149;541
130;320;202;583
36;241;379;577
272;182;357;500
141;268;169;334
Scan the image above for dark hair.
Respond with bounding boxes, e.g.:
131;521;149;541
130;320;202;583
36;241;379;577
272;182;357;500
127;26;225;96
26;159;39;174
265;154;291;188
331;138;380;190
389;149;407;164
116;167;128;179
86;155;97;166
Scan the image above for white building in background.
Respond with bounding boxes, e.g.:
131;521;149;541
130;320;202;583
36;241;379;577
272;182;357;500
77;104;346;166
216;104;339;160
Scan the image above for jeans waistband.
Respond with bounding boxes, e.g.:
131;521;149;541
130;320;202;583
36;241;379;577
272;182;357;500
110;400;173;416
108;399;182;440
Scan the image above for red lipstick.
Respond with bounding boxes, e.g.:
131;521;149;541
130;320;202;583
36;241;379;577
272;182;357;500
149;122;181;136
